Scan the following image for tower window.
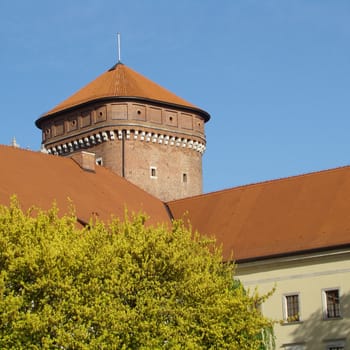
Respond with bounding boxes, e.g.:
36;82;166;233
96;157;103;166
182;173;187;183
150;167;157;179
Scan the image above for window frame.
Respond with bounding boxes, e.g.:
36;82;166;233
282;292;301;323
95;157;103;166
322;288;341;320
282;344;305;350
150;166;157;179
326;339;345;350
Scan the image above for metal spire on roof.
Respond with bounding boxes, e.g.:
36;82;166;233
117;33;121;63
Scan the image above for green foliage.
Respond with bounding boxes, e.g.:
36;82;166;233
0;197;274;349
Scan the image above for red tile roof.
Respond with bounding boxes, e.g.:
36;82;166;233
3;146;350;262
37;63;209;123
167;167;350;261
0;146;171;226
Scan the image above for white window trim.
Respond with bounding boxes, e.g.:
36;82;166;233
282;343;305;350
325;339;345;349
282;292;301;323
150;166;157;179
95;157;103;166
322;287;341;320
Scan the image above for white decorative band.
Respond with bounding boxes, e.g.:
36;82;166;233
43;129;206;155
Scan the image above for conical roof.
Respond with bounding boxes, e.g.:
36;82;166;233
37;63;210;125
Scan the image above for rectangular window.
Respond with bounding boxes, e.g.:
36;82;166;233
150;166;157;179
323;289;341;319
326;339;345;350
283;293;300;322
182;173;187;183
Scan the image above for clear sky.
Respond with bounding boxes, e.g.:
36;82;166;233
1;0;349;194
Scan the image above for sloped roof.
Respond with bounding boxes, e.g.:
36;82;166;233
167;167;350;262
0;146;171;226
37;63;210;124
3;145;350;262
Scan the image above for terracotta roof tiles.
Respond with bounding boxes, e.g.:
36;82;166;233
3;145;350;262
0;145;171;226
38;63;208;121
167;167;350;261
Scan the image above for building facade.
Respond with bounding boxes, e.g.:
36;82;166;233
237;248;350;349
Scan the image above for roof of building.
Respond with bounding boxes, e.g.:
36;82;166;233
2;145;350;263
168;166;350;262
0;145;171;226
37;63;210;125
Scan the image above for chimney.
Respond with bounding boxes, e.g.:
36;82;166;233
71;151;96;172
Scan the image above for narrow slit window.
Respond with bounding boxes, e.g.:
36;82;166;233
182;173;187;183
150;167;157;179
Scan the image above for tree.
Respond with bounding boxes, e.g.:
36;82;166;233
0;198;274;349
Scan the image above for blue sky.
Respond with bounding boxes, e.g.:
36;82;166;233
1;1;349;193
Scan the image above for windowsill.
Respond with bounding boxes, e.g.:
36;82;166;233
322;316;343;321
281;321;304;326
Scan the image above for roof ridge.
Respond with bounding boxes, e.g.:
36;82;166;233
0;144;90;169
0;144;38;153
168;164;350;204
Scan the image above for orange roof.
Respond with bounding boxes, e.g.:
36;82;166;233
0;146;171;226
37;63;209;123
167;167;350;261
4;146;350;262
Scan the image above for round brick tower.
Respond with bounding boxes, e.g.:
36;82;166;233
36;62;210;201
